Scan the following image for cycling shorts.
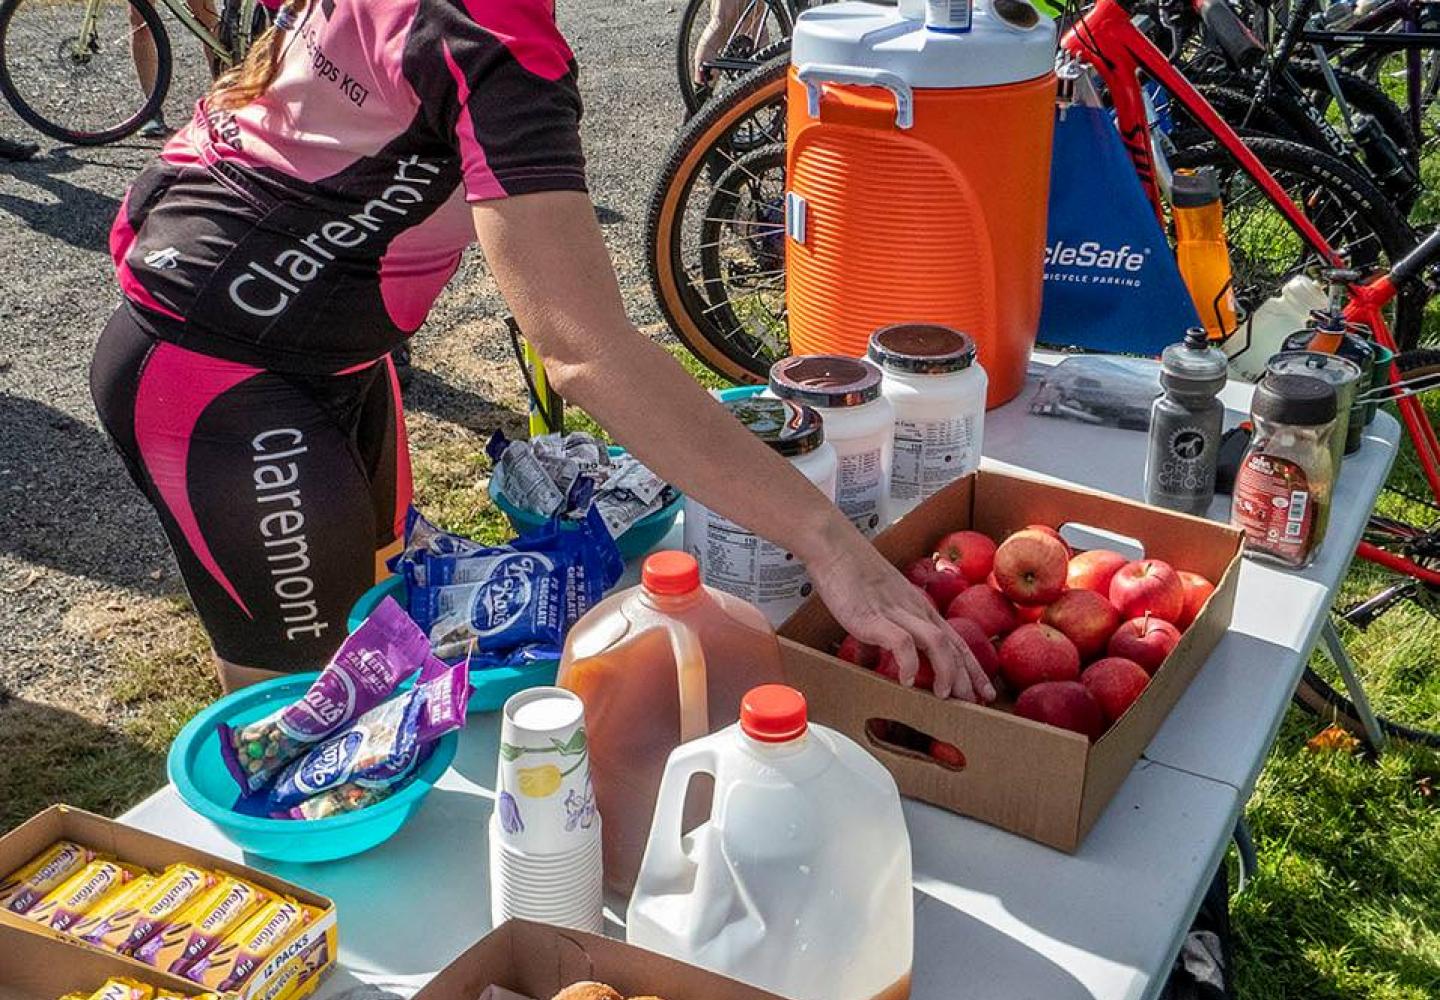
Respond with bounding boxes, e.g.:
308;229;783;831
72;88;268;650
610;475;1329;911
91;304;412;670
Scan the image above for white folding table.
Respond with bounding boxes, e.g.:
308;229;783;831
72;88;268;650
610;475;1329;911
118;361;1400;1000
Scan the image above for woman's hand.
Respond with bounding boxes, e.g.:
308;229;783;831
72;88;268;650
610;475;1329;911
807;529;996;705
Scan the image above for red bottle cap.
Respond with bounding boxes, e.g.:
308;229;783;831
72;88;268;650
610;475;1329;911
741;685;808;743
642;550;701;596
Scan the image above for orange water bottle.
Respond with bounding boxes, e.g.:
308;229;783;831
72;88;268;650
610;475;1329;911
1172;169;1239;340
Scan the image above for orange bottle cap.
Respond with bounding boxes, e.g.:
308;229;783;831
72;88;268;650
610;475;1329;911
642;550;701;596
741;685;808;743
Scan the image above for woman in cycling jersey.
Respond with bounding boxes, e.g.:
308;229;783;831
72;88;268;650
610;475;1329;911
91;0;991;704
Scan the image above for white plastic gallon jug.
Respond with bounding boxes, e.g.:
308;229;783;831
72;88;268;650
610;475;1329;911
628;685;913;1000
1224;275;1330;382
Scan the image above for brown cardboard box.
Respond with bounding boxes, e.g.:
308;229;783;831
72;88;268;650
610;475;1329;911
415;920;789;1000
0;807;336;1000
779;469;1243;852
0;921;202;1000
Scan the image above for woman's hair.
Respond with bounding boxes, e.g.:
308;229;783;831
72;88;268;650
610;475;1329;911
209;0;310;110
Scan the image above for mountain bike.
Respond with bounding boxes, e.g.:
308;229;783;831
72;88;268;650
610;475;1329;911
676;0;798;115
0;0;272;145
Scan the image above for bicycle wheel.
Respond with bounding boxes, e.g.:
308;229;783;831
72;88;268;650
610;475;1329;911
0;0;169;145
675;0;791;116
649;54;790;382
1293;349;1440;747
1166;135;1425;351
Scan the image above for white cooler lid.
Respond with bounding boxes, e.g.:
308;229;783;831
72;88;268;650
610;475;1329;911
791;0;1056;90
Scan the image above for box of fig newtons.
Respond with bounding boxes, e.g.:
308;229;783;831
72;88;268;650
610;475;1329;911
779;469;1244;853
413;919;790;1000
0;806;335;1000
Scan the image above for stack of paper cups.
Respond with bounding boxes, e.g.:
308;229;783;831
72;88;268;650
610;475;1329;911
490;687;603;932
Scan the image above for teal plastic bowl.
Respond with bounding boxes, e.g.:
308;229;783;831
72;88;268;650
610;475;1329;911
487;446;682;561
347;576;559;711
715;385;765;402
168;673;458;863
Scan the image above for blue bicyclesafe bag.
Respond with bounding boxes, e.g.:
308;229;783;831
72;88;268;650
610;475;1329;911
1037;104;1199;354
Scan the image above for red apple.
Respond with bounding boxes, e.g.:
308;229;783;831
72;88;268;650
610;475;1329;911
928;739;966;769
1041;589;1123;662
1081;657;1151;724
837;635;880;670
1026;524;1072;556
1176;571;1216;631
876;650;936;691
1067;549;1129;596
1015;602;1046;624
1107;616;1183;674
993;529;1069;606
1108;559;1185;622
946;587;1018;639
946;616;1001;680
934;530;997;583
905;557;940;589
926;559;970;608
998;623;1082;691
1014;681;1105;741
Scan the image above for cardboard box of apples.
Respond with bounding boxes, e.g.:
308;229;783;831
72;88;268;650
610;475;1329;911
778;469;1243;852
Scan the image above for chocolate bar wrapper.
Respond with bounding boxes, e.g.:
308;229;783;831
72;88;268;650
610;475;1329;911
106;864;216;955
185;900;315;992
220;597;431;795
68;874;156;944
0;840;98;915
24;861;143;933
84;979;153;1000
134;875;270;975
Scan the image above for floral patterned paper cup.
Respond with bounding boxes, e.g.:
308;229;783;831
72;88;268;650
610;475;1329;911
496;687;599;855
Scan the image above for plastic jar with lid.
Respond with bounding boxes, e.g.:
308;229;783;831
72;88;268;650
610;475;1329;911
1230;373;1337;569
684;397;838;625
868;324;988;520
768;355;894;536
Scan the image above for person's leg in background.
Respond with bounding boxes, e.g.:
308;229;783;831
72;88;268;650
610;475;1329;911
131;0;221;138
91;308;388;692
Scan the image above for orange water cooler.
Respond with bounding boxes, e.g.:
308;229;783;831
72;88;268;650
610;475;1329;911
785;0;1057;407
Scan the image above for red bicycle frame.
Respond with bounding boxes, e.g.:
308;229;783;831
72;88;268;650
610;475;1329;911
1062;0;1440;589
1060;0;1344;267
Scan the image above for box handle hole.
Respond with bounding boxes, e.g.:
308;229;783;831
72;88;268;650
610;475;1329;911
1059;523;1145;560
865;719;966;771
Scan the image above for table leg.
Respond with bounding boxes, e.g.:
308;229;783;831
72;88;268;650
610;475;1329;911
1318;619;1388;752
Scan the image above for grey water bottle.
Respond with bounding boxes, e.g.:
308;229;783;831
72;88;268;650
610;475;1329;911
1145;327;1228;515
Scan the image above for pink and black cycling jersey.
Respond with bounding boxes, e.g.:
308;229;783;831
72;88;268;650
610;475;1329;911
110;0;587;373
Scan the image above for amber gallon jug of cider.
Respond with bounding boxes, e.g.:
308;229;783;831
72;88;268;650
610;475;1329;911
556;550;783;894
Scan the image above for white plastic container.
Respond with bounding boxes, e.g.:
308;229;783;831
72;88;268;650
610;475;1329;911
685;397;838;625
628;685;913;1000
1224;275;1329;382
768;355;894;536
869;324;987;519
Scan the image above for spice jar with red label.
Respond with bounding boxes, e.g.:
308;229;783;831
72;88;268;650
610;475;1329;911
1230;373;1337;569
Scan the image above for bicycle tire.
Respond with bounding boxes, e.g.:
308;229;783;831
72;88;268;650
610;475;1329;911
649;54;790;383
1286;60;1420;166
675;0;792;116
1166;135;1425;352
1293;348;1440;748
0;0;170;145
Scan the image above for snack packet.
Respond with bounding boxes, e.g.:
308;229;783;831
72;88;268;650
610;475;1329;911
410;507;623;661
220;598;432;795
488;431;565;518
69;874;156;945
84;979;153;1000
185;899;316;992
25;861;143;933
134;875;269;975
389;508;489;587
0;840;97;915
108;864;216;955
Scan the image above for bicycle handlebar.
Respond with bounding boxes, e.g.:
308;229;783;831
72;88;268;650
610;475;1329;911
1194;0;1266;70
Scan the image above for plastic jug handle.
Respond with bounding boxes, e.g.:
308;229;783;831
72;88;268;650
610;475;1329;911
669;621;710;744
795;63;915;129
641;739;720;884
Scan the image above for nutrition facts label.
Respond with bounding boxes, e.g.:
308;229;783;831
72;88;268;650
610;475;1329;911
836;447;885;536
684;503;813;623
890;416;979;502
